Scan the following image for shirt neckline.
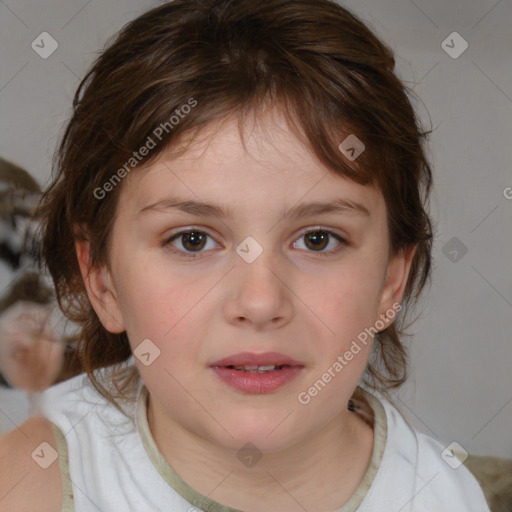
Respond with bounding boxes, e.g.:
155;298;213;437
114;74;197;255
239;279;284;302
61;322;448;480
135;385;387;512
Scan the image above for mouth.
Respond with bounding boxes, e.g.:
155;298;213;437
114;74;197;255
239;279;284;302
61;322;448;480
223;364;295;373
210;351;304;368
210;352;304;393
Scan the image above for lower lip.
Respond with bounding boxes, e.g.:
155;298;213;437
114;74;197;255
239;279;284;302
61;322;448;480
211;366;303;393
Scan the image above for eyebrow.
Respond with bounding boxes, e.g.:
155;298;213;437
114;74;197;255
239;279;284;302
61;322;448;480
138;196;371;219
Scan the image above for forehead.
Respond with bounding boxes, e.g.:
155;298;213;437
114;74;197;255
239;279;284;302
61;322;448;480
119;110;385;220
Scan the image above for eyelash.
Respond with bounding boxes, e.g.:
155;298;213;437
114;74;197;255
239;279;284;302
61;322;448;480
161;227;348;259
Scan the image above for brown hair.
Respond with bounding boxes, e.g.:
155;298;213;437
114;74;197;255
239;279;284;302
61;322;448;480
37;0;434;415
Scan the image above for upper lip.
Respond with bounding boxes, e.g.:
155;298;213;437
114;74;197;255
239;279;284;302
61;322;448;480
210;351;304;367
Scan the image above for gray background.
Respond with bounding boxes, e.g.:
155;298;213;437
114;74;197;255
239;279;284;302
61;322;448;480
0;0;511;459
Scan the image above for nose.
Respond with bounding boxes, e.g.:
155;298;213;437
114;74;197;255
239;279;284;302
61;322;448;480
223;247;293;331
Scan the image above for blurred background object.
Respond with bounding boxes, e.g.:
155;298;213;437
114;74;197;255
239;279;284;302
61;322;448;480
0;157;82;432
0;274;63;391
463;453;512;512
0;156;41;277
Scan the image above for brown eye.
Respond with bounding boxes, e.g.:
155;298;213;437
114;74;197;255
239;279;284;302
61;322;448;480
163;229;219;259
180;231;207;251
304;230;330;251
293;228;347;257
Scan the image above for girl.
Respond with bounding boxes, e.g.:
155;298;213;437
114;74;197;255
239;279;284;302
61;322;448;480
0;0;492;510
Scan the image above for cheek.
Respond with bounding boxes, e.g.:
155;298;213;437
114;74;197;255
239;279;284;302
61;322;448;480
113;251;178;333
296;271;380;412
114;260;211;366
312;264;384;342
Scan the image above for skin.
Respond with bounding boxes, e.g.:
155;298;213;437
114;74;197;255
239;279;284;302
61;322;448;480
76;107;416;511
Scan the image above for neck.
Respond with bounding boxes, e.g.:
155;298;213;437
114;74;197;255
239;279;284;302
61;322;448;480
146;394;374;512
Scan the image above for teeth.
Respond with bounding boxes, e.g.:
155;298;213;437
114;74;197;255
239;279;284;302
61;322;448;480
231;364;280;373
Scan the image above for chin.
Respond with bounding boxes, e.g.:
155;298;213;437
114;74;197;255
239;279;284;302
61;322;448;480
208;413;305;454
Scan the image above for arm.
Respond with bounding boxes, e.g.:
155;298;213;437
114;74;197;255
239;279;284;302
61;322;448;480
0;416;62;512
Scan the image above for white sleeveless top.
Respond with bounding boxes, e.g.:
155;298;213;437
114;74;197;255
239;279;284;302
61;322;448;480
35;367;490;512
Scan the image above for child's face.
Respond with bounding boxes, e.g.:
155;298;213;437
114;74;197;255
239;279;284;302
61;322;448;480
81;108;414;452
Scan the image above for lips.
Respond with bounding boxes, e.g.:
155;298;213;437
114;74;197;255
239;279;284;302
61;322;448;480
210;351;305;393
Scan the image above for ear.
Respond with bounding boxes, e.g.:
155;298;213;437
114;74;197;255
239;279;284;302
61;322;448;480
75;235;125;334
377;244;417;320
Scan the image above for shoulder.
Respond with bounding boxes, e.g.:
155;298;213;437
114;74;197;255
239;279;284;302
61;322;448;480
362;389;491;511
0;416;62;512
412;431;491;510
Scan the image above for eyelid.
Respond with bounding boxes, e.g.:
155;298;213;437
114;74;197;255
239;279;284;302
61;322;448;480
295;225;348;239
164;225;220;241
